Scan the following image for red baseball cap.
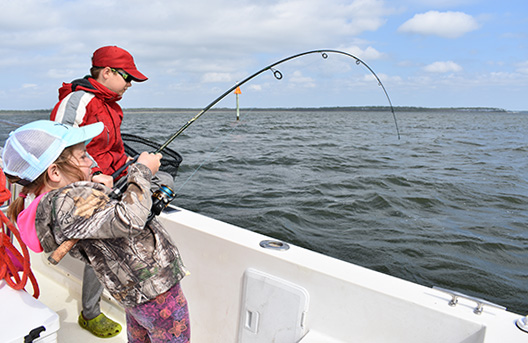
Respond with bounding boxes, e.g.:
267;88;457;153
92;46;148;82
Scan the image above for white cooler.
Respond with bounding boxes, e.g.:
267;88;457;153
0;279;60;343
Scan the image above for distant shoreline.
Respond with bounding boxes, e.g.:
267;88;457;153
0;106;521;115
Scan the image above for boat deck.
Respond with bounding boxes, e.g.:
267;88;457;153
27;252;128;342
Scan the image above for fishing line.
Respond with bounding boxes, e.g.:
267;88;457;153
174;107;256;195
0;119;25;128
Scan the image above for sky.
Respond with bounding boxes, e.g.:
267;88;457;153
0;0;527;111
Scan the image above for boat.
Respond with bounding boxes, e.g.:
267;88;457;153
2;194;528;342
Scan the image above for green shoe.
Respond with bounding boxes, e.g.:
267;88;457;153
78;312;122;338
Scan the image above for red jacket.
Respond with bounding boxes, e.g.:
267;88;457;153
50;77;128;177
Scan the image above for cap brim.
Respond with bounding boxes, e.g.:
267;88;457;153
63;122;104;147
124;68;148;82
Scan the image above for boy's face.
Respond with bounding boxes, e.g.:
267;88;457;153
98;67;132;96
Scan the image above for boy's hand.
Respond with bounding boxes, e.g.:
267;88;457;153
137;152;162;175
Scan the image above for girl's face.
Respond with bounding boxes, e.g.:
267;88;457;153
42;143;94;192
69;143;93;181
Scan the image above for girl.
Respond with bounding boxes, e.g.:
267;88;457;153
2;120;190;342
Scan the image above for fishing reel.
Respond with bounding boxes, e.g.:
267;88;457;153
147;184;176;223
110;179;176;223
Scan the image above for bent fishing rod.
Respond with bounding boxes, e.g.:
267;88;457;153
111;49;400;181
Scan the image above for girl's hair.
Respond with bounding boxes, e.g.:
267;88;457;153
6;145;87;222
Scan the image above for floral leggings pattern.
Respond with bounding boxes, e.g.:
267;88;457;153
126;283;190;342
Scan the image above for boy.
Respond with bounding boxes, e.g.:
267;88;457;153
49;45;148;338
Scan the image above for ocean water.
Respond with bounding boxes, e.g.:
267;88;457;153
1;108;527;315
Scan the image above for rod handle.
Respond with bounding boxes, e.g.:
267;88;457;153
48;239;79;265
111;155;139;181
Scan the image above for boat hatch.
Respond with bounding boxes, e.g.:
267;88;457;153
238;268;308;342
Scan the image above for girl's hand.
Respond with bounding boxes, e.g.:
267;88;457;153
91;173;114;188
137;152;162;175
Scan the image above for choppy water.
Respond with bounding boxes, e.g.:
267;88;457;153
2;108;528;315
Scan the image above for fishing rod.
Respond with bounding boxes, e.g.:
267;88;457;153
158;49;399;151
111;49;400;181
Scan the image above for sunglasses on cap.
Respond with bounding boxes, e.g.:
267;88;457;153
110;68;133;83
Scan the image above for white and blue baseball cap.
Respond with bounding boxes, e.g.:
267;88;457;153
2;120;103;184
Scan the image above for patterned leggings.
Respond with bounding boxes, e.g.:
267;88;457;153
126;283;190;343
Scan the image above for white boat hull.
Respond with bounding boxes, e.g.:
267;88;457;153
12;205;528;342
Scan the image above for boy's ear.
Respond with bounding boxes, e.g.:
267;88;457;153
100;67;113;81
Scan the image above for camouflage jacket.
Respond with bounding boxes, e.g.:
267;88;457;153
35;163;186;308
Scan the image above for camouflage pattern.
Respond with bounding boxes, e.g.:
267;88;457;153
35;163;186;308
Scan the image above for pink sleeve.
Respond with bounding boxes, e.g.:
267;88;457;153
17;193;47;253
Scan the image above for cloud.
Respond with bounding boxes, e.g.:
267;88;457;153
403;0;478;8
398;11;479;38
248;84;263;92
0;0;395;83
341;45;386;60
201;72;233;83
0;0;391;52
289;71;316;87
517;61;528;74
423;61;463;73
